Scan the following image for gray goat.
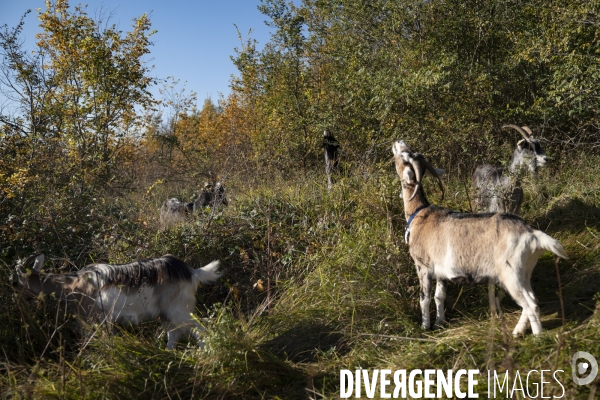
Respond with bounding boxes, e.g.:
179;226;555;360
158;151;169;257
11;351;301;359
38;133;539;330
393;140;566;335
159;198;194;226
473;125;548;215
473;125;549;314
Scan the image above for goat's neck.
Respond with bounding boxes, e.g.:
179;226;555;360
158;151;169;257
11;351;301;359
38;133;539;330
401;183;430;220
509;150;536;177
40;274;77;296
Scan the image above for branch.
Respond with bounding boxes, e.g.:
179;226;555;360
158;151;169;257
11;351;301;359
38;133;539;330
0;116;29;135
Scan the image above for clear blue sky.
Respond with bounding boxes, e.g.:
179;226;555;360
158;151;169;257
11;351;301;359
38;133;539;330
1;0;274;105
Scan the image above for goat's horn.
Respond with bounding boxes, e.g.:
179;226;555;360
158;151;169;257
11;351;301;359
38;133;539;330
423;158;445;201
408;155;423;201
502;124;531;141
521;126;533;137
22;254;37;268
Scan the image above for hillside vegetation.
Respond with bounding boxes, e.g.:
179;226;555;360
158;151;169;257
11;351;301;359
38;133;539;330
1;0;600;398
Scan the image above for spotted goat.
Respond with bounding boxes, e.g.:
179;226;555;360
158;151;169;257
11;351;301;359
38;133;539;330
12;254;221;349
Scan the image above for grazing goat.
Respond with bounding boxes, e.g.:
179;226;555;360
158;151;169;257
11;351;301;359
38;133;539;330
473;125;548;215
193;181;228;210
12;254;221;349
159;197;194;226
392;141;566;335
160;181;228;226
323;129;342;190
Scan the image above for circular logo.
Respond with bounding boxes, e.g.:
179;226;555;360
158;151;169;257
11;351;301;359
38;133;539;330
571;351;598;385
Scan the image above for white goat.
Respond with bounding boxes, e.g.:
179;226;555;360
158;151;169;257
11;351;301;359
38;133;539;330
393;140;566;335
12;254;221;349
473;125;548;215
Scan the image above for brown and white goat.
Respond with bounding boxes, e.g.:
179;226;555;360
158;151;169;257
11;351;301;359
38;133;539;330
12;254;221;349
393;141;566;335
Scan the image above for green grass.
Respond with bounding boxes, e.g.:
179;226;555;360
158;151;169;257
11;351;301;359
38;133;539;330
1;156;599;399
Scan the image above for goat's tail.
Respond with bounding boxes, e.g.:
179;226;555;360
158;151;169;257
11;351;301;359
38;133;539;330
535;231;568;259
193;261;222;285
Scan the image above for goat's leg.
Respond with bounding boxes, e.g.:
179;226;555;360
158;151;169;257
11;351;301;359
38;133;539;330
166;311;206;349
417;266;433;330
166;325;186;350
513;309;530;336
488;281;504;317
189;318;207;348
433;279;446;328
522;283;542;334
503;279;538;336
488;282;497;316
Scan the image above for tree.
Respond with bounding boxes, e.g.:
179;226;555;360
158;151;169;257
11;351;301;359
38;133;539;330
0;0;156;259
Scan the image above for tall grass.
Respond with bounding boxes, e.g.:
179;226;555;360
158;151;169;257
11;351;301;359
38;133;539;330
1;155;599;398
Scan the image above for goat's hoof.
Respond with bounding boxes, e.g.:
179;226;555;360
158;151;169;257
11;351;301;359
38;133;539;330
432;322;447;330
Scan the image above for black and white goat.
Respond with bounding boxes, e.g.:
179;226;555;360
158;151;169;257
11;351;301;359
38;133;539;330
160;181;228;226
393;141;566;335
193;181;228;210
323;129;342;190
12;254;221;349
473;125;548;215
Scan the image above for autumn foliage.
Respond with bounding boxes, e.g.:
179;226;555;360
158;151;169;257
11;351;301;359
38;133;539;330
1;1;600;398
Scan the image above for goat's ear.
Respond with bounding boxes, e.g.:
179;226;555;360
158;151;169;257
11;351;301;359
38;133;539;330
425;168;445;177
81;271;98;286
517;139;528;150
10;268;23;285
402;167;416;183
32;254;45;273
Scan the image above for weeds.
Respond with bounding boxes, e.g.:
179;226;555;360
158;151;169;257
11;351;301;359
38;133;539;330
1;155;599;398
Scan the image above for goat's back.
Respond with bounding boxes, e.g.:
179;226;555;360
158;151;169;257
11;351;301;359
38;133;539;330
409;208;537;275
473;165;518;213
473;164;503;187
87;255;193;289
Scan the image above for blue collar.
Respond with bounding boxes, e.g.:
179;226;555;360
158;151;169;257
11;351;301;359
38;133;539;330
405;205;428;244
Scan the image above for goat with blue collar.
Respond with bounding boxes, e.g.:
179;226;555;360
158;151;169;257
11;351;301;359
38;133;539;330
393;140;567;335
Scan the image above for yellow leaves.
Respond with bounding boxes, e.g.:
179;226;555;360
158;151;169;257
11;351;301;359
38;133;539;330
0;167;31;200
239;248;250;262
253;279;265;292
145;179;164;197
230;285;240;300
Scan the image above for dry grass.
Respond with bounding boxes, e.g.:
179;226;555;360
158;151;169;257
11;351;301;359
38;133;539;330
1;155;599;398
